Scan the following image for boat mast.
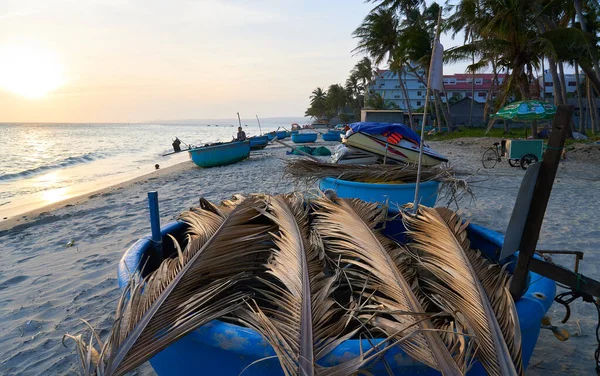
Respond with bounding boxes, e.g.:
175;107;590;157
413;10;443;212
256;114;263;135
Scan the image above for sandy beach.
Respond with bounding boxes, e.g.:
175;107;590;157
1;138;599;375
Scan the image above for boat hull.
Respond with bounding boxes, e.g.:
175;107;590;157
118;213;555;376
188;141;250;168
322;131;342;142
319;178;439;208
291;133;318;143
275;131;287;139
343;132;447;166
249;136;268;151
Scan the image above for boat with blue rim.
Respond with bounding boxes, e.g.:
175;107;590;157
188;141;250;168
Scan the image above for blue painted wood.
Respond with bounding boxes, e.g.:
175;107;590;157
319;178;439;208
275;131;287;139
291;133;318;143
321;131;342;142
148;192;162;245
118;212;555;376
249;135;268;150
188;141;250;168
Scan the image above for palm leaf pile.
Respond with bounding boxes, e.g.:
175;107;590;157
65;194;522;376
283;159;474;207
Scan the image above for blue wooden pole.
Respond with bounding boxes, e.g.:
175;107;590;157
148;191;162;258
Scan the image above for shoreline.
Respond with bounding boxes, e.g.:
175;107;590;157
0;159;197;232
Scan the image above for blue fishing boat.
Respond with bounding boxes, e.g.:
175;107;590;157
188;141;250;168
319;178;439;208
275;130;287;140
321;130;343;142
118;212;555;376
248;135;268;151
291;132;318;143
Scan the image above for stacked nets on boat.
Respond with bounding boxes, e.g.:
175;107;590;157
66;194;522;376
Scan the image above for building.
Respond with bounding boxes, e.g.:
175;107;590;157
371;68;428;110
448;97;486;126
567;98;600;130
538;70;585;100
371;70;507;109
442;73;506;103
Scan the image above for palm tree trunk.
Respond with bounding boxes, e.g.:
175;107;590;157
547;58;564;105
469;50;475;127
559;62;578;134
541;59;546;101
484;60;499;122
558;62;569;104
518;77;538;138
434;90;451;132
397;70;415;130
588;78;598;135
574;67;585;134
579;64;600;99
442;84;454;131
433;92;443;132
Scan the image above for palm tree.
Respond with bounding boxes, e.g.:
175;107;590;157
351;57;378;102
353;8;417;129
447;0;600;136
365;92;400;109
446;0;547;136
325;84;348;117
305;87;327;119
345;73;363;119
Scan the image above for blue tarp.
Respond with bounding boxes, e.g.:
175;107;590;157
348;122;421;144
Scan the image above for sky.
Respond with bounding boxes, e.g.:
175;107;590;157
0;0;470;123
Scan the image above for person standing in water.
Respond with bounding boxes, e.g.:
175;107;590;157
172;137;182;152
235;127;246;141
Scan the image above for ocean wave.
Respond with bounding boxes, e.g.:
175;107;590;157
0;153;102;182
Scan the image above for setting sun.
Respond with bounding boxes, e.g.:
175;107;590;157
0;45;65;99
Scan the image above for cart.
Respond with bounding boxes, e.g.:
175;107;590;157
482;139;544;170
505;139;543;169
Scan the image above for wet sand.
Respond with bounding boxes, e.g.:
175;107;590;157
0;138;599;375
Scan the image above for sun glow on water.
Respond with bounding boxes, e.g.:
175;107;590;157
0;45;65;98
41;187;70;204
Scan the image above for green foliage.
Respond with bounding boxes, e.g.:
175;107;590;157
365;92;400;109
305;57;377;121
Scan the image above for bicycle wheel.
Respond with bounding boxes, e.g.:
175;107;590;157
508;159;519;167
482;148;498;169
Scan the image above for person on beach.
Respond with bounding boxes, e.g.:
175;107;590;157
172;137;181;152
235;127;246;141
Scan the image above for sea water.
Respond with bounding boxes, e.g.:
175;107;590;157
0;118;303;218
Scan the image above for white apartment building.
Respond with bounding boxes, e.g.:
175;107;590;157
538;70;585;99
371;69;428;110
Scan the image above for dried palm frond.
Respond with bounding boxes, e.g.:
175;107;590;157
284;158;448;185
239;194;371;376
435;208;523;375
78;198;276;375
283;159;474;207
312;196;463;376
403;206;518;376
